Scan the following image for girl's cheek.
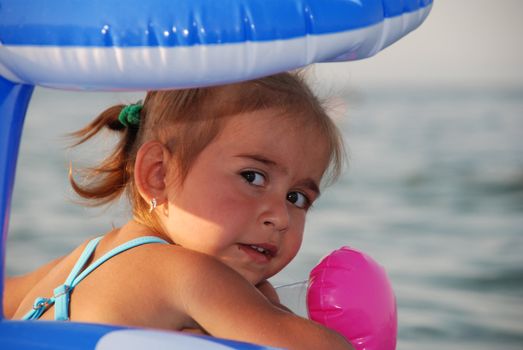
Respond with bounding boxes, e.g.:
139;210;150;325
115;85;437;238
285;230;303;253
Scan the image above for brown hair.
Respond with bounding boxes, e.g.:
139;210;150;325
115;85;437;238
70;72;345;232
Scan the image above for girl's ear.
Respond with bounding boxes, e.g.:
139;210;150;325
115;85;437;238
134;141;171;204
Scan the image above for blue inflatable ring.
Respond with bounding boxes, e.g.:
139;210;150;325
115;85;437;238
0;1;432;349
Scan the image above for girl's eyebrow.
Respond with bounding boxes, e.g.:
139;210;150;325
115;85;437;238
236;154;321;197
237;154;278;167
296;178;321;198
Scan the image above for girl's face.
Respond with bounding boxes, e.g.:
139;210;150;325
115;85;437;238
163;109;331;285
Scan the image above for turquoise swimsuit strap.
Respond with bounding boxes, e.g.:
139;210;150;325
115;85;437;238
22;235;169;321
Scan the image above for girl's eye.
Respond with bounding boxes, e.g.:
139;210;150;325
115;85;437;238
287;191;309;209
241;171;266;186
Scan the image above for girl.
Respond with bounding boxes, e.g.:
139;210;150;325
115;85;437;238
4;72;352;349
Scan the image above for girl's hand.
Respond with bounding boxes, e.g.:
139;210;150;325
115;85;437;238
255;280;279;304
256;280;293;314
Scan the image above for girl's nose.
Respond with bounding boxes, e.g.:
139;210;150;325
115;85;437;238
260;196;290;233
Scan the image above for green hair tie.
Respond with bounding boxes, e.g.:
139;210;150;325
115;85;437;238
118;103;142;127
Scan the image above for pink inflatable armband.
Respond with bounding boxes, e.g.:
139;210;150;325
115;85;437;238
307;247;397;350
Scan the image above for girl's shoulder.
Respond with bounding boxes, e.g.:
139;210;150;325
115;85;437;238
10;239;219;327
86;242;236;329
87;241;230;302
138;244;235;290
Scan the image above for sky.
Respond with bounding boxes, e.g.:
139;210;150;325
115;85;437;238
314;0;523;88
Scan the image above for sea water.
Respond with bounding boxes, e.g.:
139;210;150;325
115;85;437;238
5;86;523;349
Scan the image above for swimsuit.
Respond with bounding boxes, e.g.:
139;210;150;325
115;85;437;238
22;235;168;321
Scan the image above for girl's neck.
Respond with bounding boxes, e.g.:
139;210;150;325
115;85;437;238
107;219;174;245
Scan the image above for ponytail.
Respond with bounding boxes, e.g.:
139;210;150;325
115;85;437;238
68;104;140;206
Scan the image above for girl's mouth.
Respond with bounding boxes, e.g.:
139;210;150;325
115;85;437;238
238;243;277;263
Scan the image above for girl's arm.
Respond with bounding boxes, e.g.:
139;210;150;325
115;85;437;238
3;256;63;318
174;251;353;350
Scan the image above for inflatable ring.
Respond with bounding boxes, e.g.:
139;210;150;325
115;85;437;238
0;1;432;349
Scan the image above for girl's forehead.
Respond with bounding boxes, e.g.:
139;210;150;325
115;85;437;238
214;109;331;172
